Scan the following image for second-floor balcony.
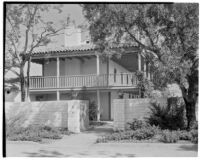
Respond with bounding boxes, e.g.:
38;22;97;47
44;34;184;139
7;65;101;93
29;73;138;90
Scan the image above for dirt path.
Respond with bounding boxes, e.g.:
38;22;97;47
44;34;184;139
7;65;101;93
6;124;198;157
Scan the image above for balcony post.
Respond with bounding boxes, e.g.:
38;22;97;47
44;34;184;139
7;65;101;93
148;63;151;80
96;54;100;75
57;91;60;101
97;90;101;121
144;60;147;78
107;57;109;86
57;57;60;100
138;53;141;71
96;53;101;121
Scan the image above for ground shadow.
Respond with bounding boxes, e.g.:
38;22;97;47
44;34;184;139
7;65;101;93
23;149;71;157
178;144;198;152
76;151;135;157
23;149;135;157
85;122;114;136
85;126;114;136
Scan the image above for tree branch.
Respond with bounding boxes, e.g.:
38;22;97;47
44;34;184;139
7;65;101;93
22;5;38;55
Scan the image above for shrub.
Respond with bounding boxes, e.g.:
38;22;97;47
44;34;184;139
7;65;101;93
147;97;186;130
177;130;192;140
127;119;149;130
159;130;179;143
96;130;136;143
133;127;156;140
190;129;198;144
96;126;157;143
191;121;198;130
6;125;69;142
59;127;71;135
89;101;97;121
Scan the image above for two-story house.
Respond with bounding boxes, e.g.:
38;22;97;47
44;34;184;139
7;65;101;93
27;26;152;121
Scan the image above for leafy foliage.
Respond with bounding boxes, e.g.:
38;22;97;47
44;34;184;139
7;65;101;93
82;3;199;129
133;127;156;140
89;101;97;121
135;71;154;98
127;118;150;130
6;125;72;142
97;122;159;143
176;130;192;140
96;128;156;143
190;129;198;144
159;130;179;143
147;97;186;130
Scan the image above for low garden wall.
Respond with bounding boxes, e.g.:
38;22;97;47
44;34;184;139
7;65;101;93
113;98;167;130
5;100;89;133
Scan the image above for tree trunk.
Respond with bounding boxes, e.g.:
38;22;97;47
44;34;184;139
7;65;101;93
181;81;197;130
26;58;31;101
183;97;196;130
20;65;26;102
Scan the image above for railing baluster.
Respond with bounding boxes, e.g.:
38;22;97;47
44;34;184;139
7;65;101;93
29;72;137;90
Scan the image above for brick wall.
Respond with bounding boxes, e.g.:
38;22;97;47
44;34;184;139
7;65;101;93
5;100;89;133
113;98;167;130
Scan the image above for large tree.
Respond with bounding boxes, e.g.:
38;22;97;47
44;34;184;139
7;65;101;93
81;3;199;129
5;4;67;101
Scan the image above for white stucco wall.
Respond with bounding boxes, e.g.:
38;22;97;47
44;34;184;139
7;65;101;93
43;56;108;76
44;60;57;76
65;58;81;75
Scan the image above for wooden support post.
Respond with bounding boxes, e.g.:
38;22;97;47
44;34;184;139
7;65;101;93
57;57;60;87
57;57;60;101
107;57;109;86
96;54;100;75
144;61;147;78
97;90;101;121
57;91;60;101
148;63;151;80
138;53;141;71
96;54;101;121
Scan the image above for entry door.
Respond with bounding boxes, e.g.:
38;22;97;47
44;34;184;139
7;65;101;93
100;92;111;121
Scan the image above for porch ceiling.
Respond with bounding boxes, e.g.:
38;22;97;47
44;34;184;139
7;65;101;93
112;52;139;72
31;55;96;64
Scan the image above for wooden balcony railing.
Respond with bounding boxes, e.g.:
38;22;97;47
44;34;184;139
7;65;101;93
29;73;137;89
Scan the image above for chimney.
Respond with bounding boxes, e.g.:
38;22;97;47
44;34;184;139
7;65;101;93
64;25;91;47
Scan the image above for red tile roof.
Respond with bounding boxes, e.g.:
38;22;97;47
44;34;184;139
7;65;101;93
31;44;138;57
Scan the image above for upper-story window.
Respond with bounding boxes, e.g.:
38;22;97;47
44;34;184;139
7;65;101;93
114;68;117;82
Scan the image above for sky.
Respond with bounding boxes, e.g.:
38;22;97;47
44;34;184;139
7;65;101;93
41;4;86;28
39;4;87;49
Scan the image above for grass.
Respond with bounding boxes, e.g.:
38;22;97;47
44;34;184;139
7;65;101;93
6;125;72;142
